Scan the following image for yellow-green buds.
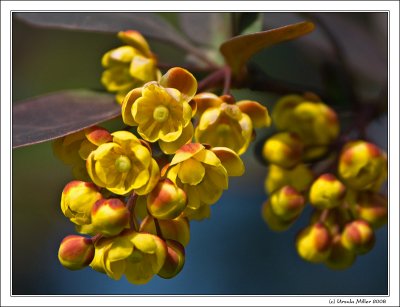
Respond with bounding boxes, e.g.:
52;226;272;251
91;198;130;236
158;240;185;279
309;174;346;209
269;186;305;220
101;30;161;104
262;132;304;168
265;163;313;194
147;179;187;220
86;131;160;195
194;93;270;155
350;192;388;228
271;94;339;161
338;141;387;191
296;223;332;263
121;67;197;154
341;220;375;254
61;180;103;225
325;235;356;270
140;215;190;246
58;235;95;270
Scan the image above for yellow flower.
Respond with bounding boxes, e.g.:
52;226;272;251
121;67;197;153
53;126;112;180
193;93;270;155
101;30;161;104
90;231;167;285
309;174;346;209
164;143;244;220
86;131;160;195
296;223;332;263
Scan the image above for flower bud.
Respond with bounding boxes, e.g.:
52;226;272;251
140;215;190;246
58;235;94;270
61;181;103;225
261;200;296;232
262;132;303;168
265;163;313;194
341;220;375;254
309;174;346;209
325;235;356;270
338;141;387;190
91;198;130;236
296;223;332;263
350;192;387;228
269;186;305;221
158;240;185;279
147;179;187;220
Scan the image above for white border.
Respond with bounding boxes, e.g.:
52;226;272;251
1;1;399;306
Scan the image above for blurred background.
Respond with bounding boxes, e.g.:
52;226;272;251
12;12;388;295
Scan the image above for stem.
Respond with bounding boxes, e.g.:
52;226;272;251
126;193;139;231
197;68;226;92
223;66;232;95
319;209;330;223
91;233;102;244
154;218;164;240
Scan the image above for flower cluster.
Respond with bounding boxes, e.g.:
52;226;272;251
55;31;272;285
261;94;388;269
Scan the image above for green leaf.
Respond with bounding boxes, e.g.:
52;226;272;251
12;90;120;149
14;12;189;48
220;21;315;76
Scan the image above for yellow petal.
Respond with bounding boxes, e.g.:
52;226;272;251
122;87;142;126
193;148;221;166
160;67;198;101
118;30;152;57
159;122;194;154
193;92;223;116
132;233;157;254
211;147;245;176
129;55;157;82
237;100;271;128
178;158;205;185
170;143;205;165
108;237;134;261
135;159;161;195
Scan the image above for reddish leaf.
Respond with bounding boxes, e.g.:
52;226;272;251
220;21;315;76
12;90;120;149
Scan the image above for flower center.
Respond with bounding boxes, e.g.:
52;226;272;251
153;105;170;122
115;155;131;172
129;249;143;262
216;124;231;135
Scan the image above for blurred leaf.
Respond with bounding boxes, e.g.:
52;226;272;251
236;13;263;35
179;13;232;49
179;13;232;66
12;90;120;149
220;21;315;76
14;12;190;48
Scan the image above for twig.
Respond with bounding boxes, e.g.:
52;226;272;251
126;193;139;231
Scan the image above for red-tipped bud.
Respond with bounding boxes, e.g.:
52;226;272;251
309;174;346;209
351;192;388;229
91;198;130;236
58;235;94;270
147;179;187;220
341;220;375;254
270;186;305;221
158;240;185;279
139;215;190;247
296;223;332;263
262;132;304;168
